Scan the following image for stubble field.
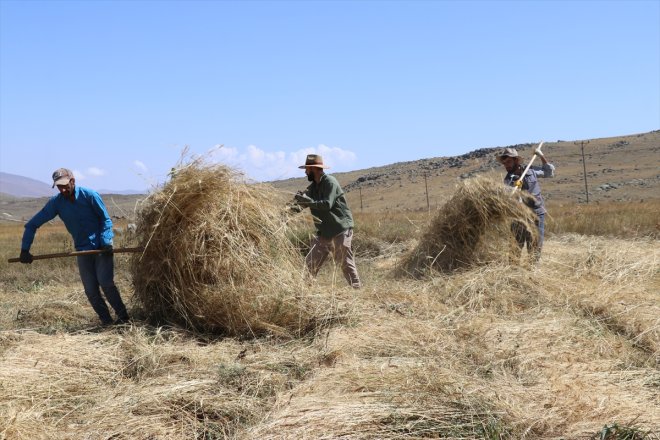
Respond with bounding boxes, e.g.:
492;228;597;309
0;195;658;439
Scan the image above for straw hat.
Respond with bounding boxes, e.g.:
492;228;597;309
298;154;329;169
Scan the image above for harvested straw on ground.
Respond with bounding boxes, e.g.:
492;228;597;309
131;158;313;336
398;176;538;277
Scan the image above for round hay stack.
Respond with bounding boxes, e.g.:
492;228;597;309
131;159;311;336
398;176;538;277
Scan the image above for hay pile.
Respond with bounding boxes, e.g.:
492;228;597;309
131;159;312;336
398;176;538;277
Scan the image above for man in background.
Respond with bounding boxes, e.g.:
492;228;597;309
293;154;362;289
19;168;130;326
496;147;555;261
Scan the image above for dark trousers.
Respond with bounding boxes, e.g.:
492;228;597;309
77;253;129;324
511;213;545;261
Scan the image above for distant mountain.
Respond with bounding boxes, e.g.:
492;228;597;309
0;172;145;198
97;189;145;195
0;172;55;198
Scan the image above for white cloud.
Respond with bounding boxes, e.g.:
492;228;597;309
72;169;86;181
133;160;148;172
211;144;358;181
246;144;266;162
87;167;106;177
210;145;240;163
310;145;358;168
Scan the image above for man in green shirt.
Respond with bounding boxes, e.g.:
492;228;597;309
294;154;362;289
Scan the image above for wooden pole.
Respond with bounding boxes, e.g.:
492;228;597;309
424;172;430;212
575;140;590;203
8;247;144;263
359;186;363;212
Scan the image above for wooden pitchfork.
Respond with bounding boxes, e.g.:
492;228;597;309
512;141;545;192
8;247;144;263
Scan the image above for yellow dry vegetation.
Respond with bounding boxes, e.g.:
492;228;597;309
0;175;658;439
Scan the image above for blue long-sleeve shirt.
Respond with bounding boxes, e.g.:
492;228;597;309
21;186;114;251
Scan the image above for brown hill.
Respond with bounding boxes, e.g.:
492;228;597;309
272;130;660;212
2;130;658;224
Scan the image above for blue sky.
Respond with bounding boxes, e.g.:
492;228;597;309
1;0;658;192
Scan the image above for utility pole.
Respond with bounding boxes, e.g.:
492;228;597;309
575;140;590;203
423;172;430;212
359;186;363;212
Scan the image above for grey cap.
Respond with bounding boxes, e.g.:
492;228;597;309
495;148;519;163
52;168;74;187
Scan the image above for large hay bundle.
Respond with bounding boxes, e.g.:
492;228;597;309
131;159;311;336
398;176;538;277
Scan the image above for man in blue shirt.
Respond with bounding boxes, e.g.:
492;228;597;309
19;168;130;326
496;147;555;262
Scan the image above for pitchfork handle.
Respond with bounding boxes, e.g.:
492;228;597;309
8;247;144;263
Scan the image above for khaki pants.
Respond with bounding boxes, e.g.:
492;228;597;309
306;229;361;289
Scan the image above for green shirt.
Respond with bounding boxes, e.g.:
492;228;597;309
304;173;354;238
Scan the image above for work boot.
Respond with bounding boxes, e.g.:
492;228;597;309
114;316;131;325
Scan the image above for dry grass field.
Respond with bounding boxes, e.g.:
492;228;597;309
1;131;658;438
1;190;658;439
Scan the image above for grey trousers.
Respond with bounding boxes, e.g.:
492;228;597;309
306;229;362;289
